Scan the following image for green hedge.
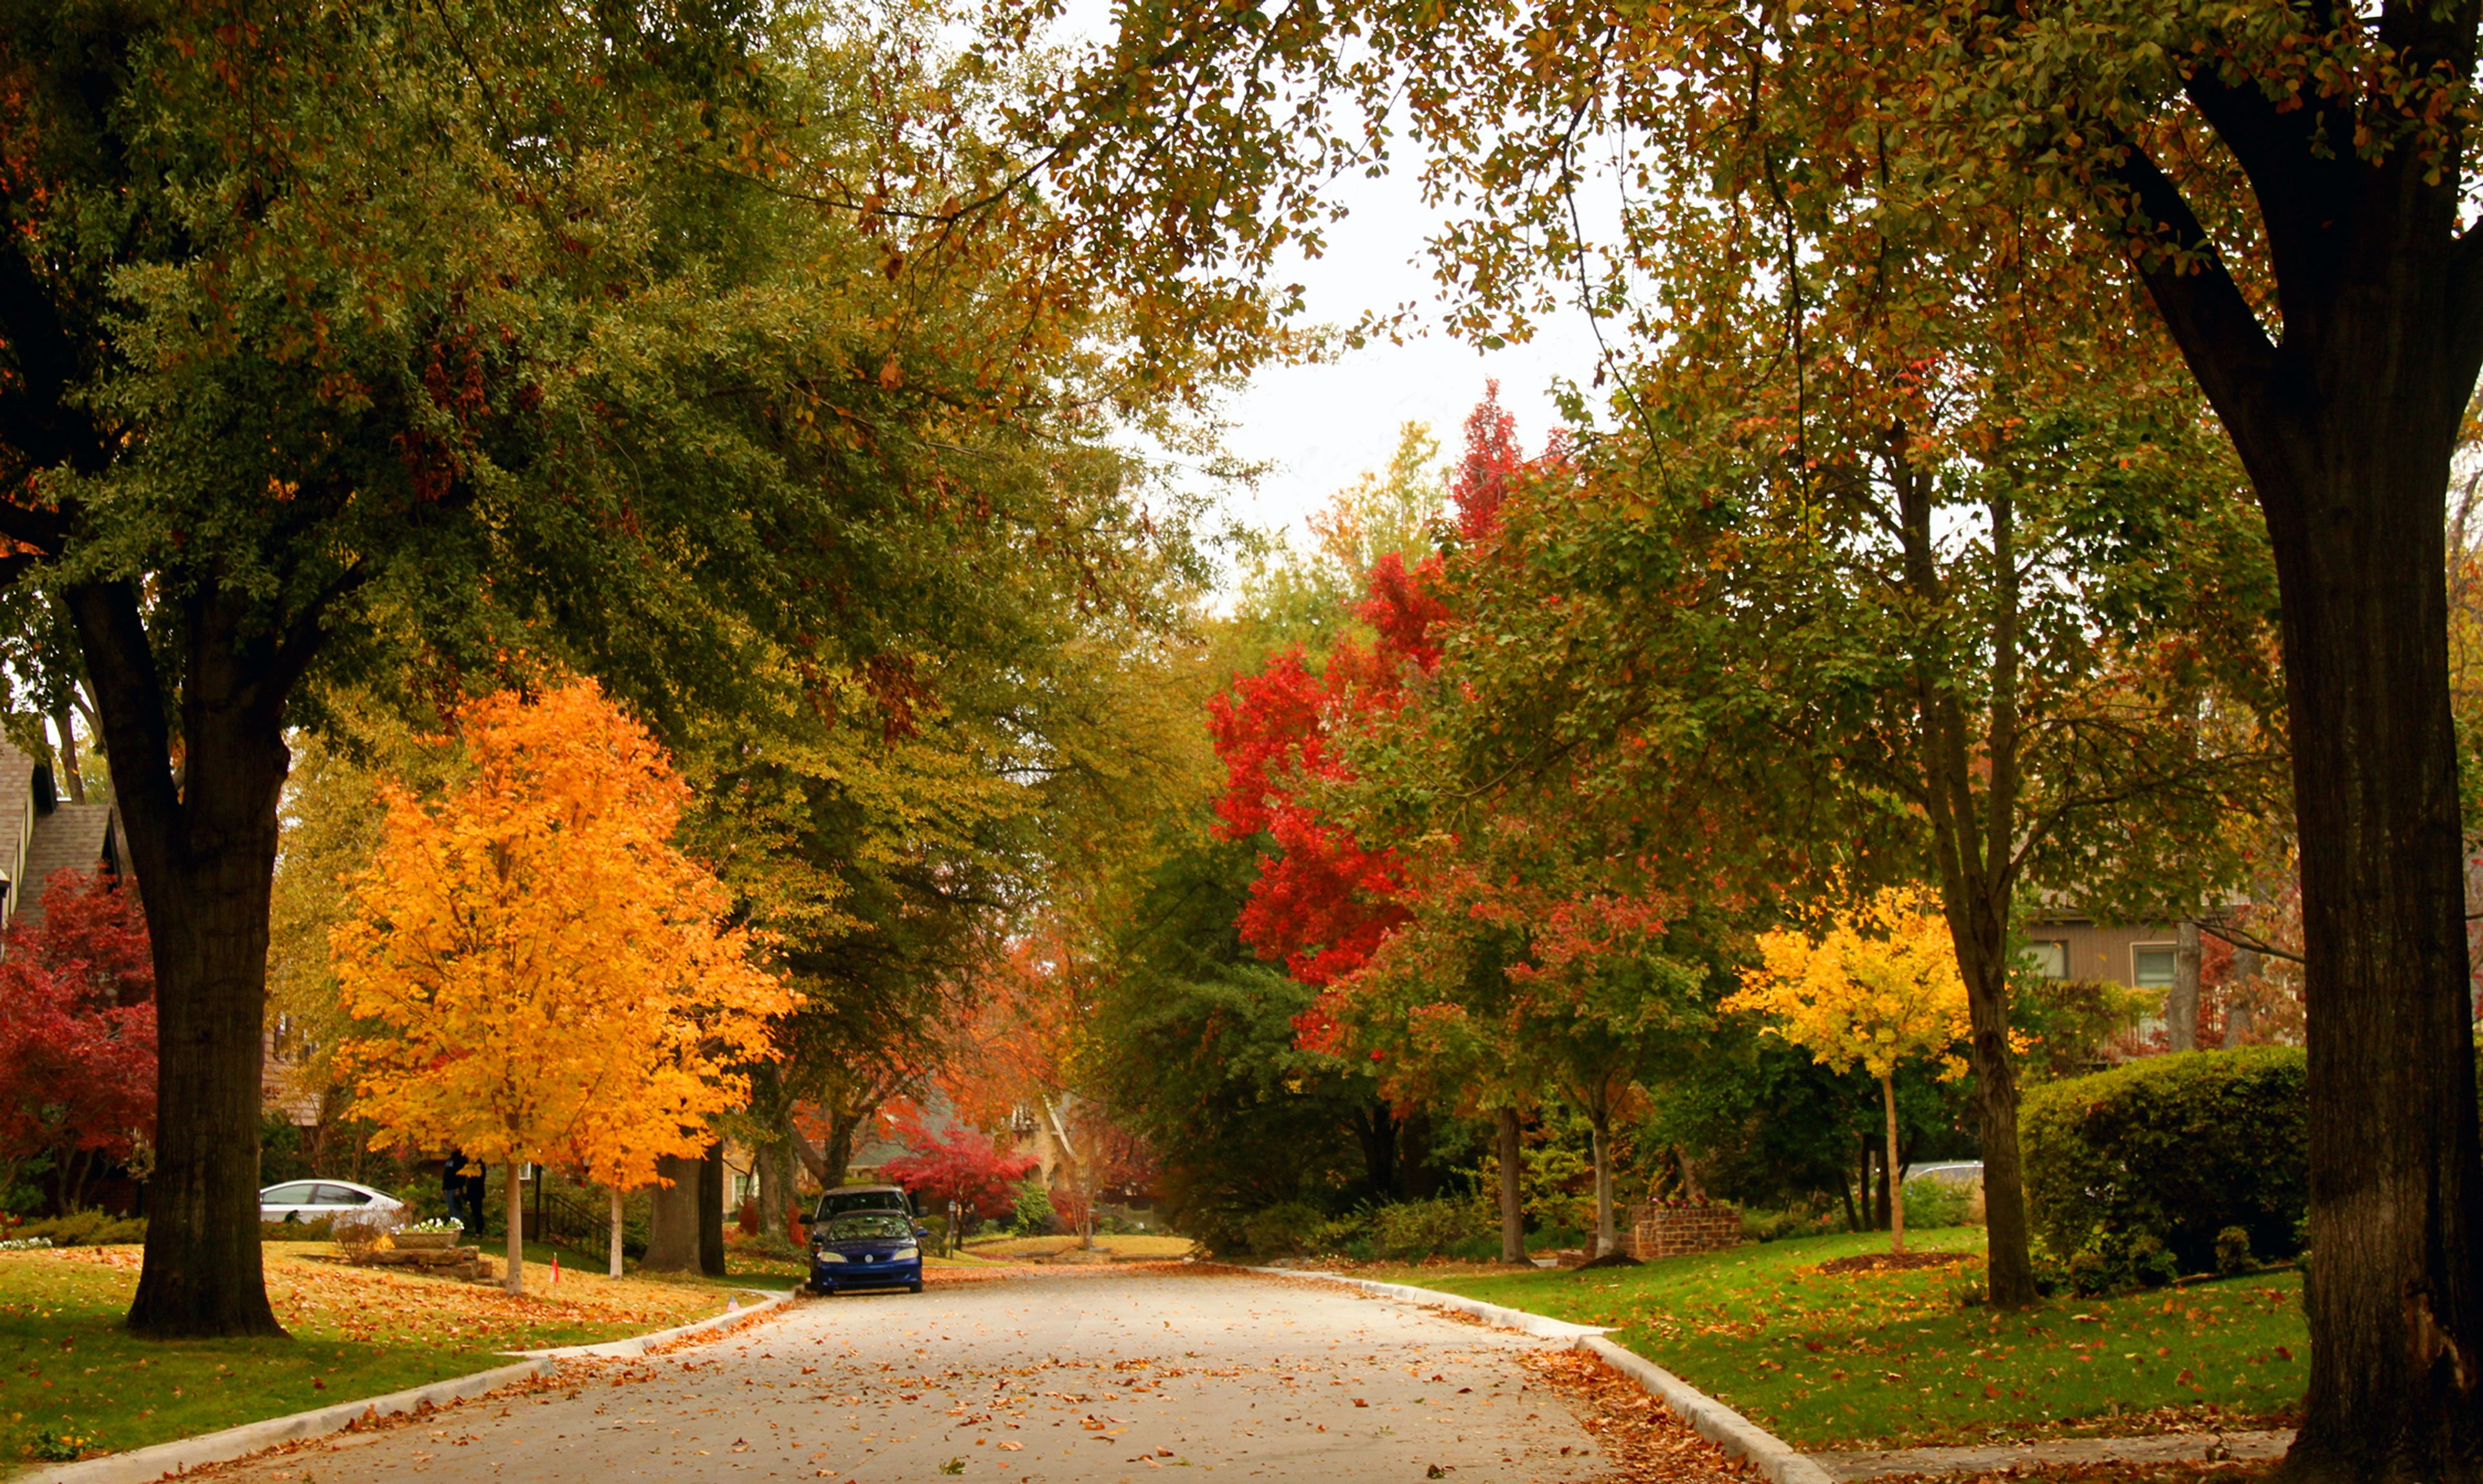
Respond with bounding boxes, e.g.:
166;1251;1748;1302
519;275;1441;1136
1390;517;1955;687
2021;1046;2306;1278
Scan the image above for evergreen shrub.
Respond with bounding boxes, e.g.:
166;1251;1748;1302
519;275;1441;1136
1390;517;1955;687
1238;1200;1329;1256
1371;1196;1492;1260
2021;1046;2306;1280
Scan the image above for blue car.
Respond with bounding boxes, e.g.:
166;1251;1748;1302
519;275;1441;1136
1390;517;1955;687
808;1210;925;1295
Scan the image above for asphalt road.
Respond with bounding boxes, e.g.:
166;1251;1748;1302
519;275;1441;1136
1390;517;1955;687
206;1267;1620;1484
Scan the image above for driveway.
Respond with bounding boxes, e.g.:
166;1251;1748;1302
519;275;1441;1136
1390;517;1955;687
202;1267;1638;1483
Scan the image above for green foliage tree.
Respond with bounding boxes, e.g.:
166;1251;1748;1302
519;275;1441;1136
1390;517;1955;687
0;0;1263;1337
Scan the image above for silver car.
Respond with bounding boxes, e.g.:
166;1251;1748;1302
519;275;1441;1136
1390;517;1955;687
259;1180;405;1224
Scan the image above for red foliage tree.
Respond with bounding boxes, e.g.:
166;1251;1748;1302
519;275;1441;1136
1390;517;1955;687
0;871;156;1210
1208;389;1537;1029
881;1120;1040;1222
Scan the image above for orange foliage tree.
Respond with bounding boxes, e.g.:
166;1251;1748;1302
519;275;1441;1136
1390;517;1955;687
335;680;793;1291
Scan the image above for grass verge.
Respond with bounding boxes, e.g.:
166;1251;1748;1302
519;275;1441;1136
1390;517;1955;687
1367;1229;2305;1450
1;1241;774;1467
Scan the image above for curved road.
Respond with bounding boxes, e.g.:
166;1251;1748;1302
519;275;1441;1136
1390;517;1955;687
204;1267;1666;1483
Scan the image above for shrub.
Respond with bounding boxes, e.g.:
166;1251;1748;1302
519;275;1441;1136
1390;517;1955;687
1741;1201;1840;1242
261;1217;336;1242
2066;1228;2180;1295
1900;1174;1979;1230
1240;1201;1330;1257
1009;1175;1056;1236
2021;1046;2306;1277
13;1210;145;1245
2215;1225;2255;1275
1371;1196;1494;1260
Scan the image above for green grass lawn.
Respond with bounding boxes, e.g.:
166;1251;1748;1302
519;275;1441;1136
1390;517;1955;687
0;1241;779;1467
1371;1229;2306;1450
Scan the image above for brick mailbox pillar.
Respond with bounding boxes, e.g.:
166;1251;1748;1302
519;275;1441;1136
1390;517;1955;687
1625;1203;1744;1261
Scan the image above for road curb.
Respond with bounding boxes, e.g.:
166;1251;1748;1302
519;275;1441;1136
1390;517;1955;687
24;1286;797;1484
1243;1267;1610;1341
1248;1269;1828;1484
1575;1335;1836;1484
19;1357;557;1484
517;1286;795;1358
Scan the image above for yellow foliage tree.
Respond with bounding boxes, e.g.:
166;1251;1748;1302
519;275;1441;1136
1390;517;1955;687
1724;885;1970;1254
335;680;793;1293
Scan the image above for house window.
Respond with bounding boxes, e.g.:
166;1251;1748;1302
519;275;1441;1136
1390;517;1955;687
2133;945;2178;989
2026;941;2070;980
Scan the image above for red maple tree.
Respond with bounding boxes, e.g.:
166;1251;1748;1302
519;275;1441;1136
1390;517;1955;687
1207;388;1538;1038
0;871;156;1210
880;1119;1039;1222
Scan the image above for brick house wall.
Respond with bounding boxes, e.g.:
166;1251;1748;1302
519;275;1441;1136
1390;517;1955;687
1626;1203;1743;1262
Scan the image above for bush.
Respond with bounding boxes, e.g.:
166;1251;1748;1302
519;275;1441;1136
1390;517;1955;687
1741;1202;1840;1242
1240;1201;1330;1257
2022;1046;2306;1278
1900;1175;1979;1231
1009;1175;1055;1236
2215;1225;2255;1275
2065;1228;2180;1295
13;1210;145;1245
262;1217;336;1242
1371;1196;1494;1260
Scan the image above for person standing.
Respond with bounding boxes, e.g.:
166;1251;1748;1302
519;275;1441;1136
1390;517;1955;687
442;1150;472;1232
463;1157;489;1238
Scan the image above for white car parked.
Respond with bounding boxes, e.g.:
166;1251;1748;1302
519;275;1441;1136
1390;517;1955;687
258;1180;405;1225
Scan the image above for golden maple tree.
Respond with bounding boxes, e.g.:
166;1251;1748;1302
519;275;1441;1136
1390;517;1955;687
1725;885;1970;1254
335;679;793;1293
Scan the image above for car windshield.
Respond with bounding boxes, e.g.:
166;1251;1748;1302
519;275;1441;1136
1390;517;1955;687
817;1190;907;1218
822;1213;912;1243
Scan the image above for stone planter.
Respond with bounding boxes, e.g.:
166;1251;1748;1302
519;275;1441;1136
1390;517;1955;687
393;1230;460;1251
1624;1203;1743;1262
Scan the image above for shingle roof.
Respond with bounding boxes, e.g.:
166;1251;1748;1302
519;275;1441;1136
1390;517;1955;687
17;803;113;924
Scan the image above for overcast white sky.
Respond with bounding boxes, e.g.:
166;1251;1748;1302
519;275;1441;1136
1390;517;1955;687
1181;161;1607;548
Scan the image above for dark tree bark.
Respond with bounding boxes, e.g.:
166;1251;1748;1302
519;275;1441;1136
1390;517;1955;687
698;1143;727;1277
1351;1102;1397;1200
2103;25;2483;1472
749;1062;796;1242
1494;1106;1527;1265
1397;1111;1438;1199
83;579;315;1340
756;1138;795;1243
643;1152;702;1273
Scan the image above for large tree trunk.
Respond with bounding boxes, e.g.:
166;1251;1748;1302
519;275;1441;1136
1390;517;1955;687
698;1142;726;1277
643;1153;702;1273
1494;1105;1526;1266
2115;106;2483;1476
91;583;297;1339
608;1188;625;1280
2261;438;2482;1479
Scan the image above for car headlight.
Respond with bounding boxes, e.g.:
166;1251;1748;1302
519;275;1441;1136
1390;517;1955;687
894;1245;919;1260
817;1251;847;1264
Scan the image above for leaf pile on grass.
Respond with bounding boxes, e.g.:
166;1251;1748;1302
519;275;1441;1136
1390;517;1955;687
1371;1231;2306;1450
0;1245;735;1464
